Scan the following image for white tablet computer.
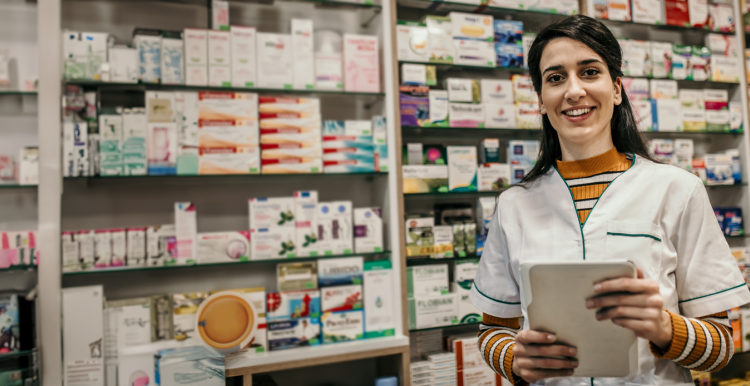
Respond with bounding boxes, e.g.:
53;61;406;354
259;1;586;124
520;260;638;378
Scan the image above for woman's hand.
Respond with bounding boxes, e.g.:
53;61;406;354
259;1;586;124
511;330;578;383
585;268;672;349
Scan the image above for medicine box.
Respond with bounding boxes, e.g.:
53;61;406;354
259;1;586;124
278;262;318;291
251;227;296;259
133;31;161;83
447;146;478;192
231;26;257;88
206;287;268;353
146;225;176;266
478;163;510;192
321;310;364;343
495;43;524;68
353;207;383;253
267;318;321;350
454;260;481;323
449;13;494;42
317;201;354;255
433;225;454;258
650;42;673;78
511;74;537;103
406;217;435;258
318;256;364;286
171;292;207;342
408;293;459;330
292;19;315;90
147;122;177;175
649;79;678;99
64;122;91;177
665;0;690;26
208;30;231;87
62;286;104;386
632;0;664;24
161;35;184;85
651;99;682;131
402;165;449;193
184;28;208;86
494;20;522;44
249;197;295;230
266;289;321;321
126;228;146;266
196;231;250;264
212;0;229;30
174;202;197;265
256;33;293;89
363;260;396;338
424;16;454;64
449;103;484;128
453;39;496;67
343;34;380;93
400;85;429;127
480;79;513;103
690;0;709;28
396;22;429;62
429;90;449;127
407;264;450;297
321;285;363;312
402;63;428;85
295;191;319;257
99;116;124;176
446;78;477;102
109;46;138;83
484;102;516;128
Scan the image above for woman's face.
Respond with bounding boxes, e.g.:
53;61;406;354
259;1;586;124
537;37;622;148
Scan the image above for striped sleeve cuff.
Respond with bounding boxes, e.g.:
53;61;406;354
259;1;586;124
478;314;527;386
650;310;734;372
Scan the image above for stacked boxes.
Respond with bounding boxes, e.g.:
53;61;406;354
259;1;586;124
319;257;365;343
407;264;457;329
450;13;496;67
494;20;523;68
259;97;322;174
322;120;376;173
249;196;297;259
317;201;354;255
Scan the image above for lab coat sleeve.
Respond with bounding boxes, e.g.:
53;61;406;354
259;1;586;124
470;196;523;318
674;180;750;318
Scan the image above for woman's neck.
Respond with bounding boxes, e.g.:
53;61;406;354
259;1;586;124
558;130;616;161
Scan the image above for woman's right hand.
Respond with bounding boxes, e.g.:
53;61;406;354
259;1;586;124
511;330;579;383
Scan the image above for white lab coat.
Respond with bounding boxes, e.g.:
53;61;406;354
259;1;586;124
470;154;750;386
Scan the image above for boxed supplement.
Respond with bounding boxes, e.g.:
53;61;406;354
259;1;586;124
62;286;104;386
318;256;364;286
453;39;496;67
692;46;711;81
62;232;80;272
689;0;709;27
63;31;87;80
212;0;229;30
515;103;542;129
622;78;649;101
198;147;259;174
508;140;539;184
363;260;396;338
649;139;674;163
204;287;267;353
321;285;363;312
429;90;449;127
146;225;176;266
711;54;741;82
402;165;449;193
344;34;379;93
433;225;454;258
649;79;678;99
447;146;478;191
257;33;293;89
494;20;523;44
671;45;692;79
105;297;152;352
478;163;510;191
94;230;112;268
400;85;430;127
64;122;90;177
122;108;148;176
706;154;734;185
681;109;707;132
650;42;673;78
266;289;321;321
249;197;295;230
315;49;343;90
680;89;705;109
632;0;664;24
478;196;496;235
724;208;744;237
705;34;738;57
481;79;513;103
147;122;178;174
292;19;315;90
208;30;231;87
109;46;138;83
278;262;318;291
403;63;427;85
295;191;319;257
495;43;524;68
146;90;175;122
450;13;494;41
480;138;500;163
396;22;428;62
161;35;184;85
174;203;197;264
692;158;707;183
354;207;383;253
622;40;649;76
407;264;450;297
317;201;353;255
75;231;92;270
99;116;123;176
447;78;479;102
454;259;481;323
196;231;250;263
171;292;207;342
251;227;296;259
705;89;729;110
133;31;161;83
230;26;257;88
408;293;459;330
651;99;682;131
449;103;484;128
529;0;578;14
321;310;364;343
406;217;435;257
484;103;516;128
424;16;454;64
184;28;208;86
665;0;689;26
267;318;321;350
730;102;742;132
710;4;734;32
512;74;537;103
126;228;146;266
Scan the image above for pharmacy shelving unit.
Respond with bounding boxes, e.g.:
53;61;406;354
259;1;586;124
34;0;412;385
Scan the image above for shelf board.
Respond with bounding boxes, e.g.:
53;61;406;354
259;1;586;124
62;251;391;276
225;335;409;376
0;184;37;189
55;0;381;8
396;0;575;17
725;234;748;239
0;349;36;359
65;172;386;180
405;190;498;198
407;255;480;266
409;322;480;332
642;130;744;136
65;80;385;97
402;126;745;138
399;60;527;73
597;17;735;35
706;183;748;188
0;91;37;96
0;265;37;273
625;76;739;86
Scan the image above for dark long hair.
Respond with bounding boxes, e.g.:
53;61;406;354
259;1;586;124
520;15;658;185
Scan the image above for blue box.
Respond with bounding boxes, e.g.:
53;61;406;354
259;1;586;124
493;20;523;44
267;318;321;350
724;207;744;236
495;43;524;68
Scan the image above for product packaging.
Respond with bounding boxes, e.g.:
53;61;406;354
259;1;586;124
63;122;90;177
61;232;80;272
156;347;224;385
196;231;251;263
407;264;450;298
174;202;197;264
133;31;161;83
406;217;435;258
691;46;711;81
665;0;690;26
321;285;363;313
424;16;454;64
446;78;479;103
689;0;709;27
184;28;208;86
692;158;707;183
710;4;734;32
315;48;343;91
295;191;319;257
407;293;459;330
172;292;207;342
511;74;538;103
622;78;650;101
681;109;707;132
400;85;430;127
161;34;184;85
671;45;692;80
146;225;176;266
449;103;484;128
208;30;231;87
723;208;744;236
447;146;478;192
479;138;500;163
402;63;427;85
730;102;743;132
212;0;229;30
317;201;353;255
705;154;734;185
632;0;665;24
353;207;383;253
480;79;513;103
651;99;682;131
650;42;673;78
267;318;321;350
706;34;738;57
648;139;673;163
62;286;104;386
711;54;741;82
484;102;516;128
318;256;364;286
200;287;267;354
508;140;539;184
292;19;315;90
251;228;296;259
402;165;449;193
429;90;449;127
363;260;396;338
515;103;541;129
63;31;87;80
396;22;429;62
230;26;257;88
495;43;524;68
622;40;650;76
453;39;496;67
432;225;454;259
344;34;380;93
321;310;364;343
94;230;112;268
266;289;321;321
454;260;481;323
249;197;295;230
147;122;177;175
278;262;318;291
125;228;145;266
494;20;523;44
108;46;138;83
257;33;293;89
649;79;678;99
449;13;494;41
478;163;510;191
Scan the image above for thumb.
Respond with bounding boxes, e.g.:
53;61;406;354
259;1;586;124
637;267;644;279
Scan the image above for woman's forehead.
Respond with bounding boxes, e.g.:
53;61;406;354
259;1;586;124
540;38;603;67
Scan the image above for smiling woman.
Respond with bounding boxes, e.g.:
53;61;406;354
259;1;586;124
469;15;750;386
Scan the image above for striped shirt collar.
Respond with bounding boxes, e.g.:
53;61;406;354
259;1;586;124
556;146;630;180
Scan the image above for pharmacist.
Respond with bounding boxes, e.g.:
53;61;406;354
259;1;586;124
470;15;750;386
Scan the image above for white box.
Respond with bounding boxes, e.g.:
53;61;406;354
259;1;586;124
257;33;293;89
705;34;738;57
318;256;364;286
126;228;146;266
249;197;296;230
353;207;383;253
122;108;148;176
650;79;678;99
447;78;474;102
212;0;229;30
344;34;380;93
478;163;510;191
175;202;197;264
396;23;428;62
62;232;80;272
82;32;109;80
208;30;231;87
133;33;160;83
321;284;363;312
453;39;496;67
231;26;257;88
184;29;208;86
198;147;259;174
433;225;454;258
321;310;364;343
63;31;87;80
294;191;319;257
448;146;478;192
403;63;427;85
315;52;343;90
449;103;484;128
64;122;90;177
108;46;138;83
425;16;454;64
429;90;449;126
317;201;353;255
94;230;112;268
78;231;94;269
118;353;155;386
146;225;175;266
292;19;315;90
690;0;709;27
481;79;513;103
407;264;450;297
146;91;176;122
484;102;516;128
650;41;673;78
632;0;664;24
512;74;538;103
113;229;128;267
251;227;296;259
197;231;251;263
449;13;494;41
652;99;682;131
408;293;459;329
267;317;321;350
363;260;396;338
147;122;177;174
161;37;184;85
63;286;104;386
454;260;481;323
730;101;743;131
712;54;741;82
18;147;38;186
679;89;705;109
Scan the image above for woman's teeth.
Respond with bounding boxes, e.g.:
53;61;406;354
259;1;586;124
564;108;592;116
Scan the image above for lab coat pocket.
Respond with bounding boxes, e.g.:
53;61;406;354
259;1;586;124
605;221;662;279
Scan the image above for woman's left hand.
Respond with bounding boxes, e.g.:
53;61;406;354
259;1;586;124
585;268;673;350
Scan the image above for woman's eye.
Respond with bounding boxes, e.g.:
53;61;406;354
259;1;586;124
583;68;600;76
547;74;563;82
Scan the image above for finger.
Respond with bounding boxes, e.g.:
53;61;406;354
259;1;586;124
637;267;644;279
517;330;557;345
586;293;662;309
514;343;578;358
594;277;658;295
611;318;658;338
516;357;579;370
519;368;576;383
596;306;661;321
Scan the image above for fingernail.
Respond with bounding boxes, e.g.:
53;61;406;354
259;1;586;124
586;300;594;307
567;370;575;375
594;284;601;292
548;334;555;341
569;348;577;355
596;314;602;320
572;361;579;368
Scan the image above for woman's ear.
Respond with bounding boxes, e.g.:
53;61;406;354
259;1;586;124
613;77;623;106
538;92;547;115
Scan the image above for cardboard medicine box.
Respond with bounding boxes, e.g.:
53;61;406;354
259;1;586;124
266;289;321;321
408;293;459;330
267;317;321;350
231;26;257;88
321;310;364;343
277;262;318;291
317;201;354;255
363;260;396;338
407;264;450;297
318;256;364;286
353;207;383;253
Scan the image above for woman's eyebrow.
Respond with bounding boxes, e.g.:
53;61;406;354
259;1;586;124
542;59;603;75
542;65;563;75
578;59;603;65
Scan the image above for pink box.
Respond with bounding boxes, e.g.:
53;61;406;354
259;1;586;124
343;34;380;93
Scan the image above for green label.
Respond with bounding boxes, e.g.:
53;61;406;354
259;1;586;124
310;251;318;256
247;82;255;87
239;256;249;262
324;251;333;256
283;84;292;89
287;253;296;258
255;347;265;353
344;248;352;254
222;81;231;87
374;247;382;252
336;83;343;88
312;167;320;172
305;84;315;90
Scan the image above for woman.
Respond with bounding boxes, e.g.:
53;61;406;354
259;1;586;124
470;15;750;386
